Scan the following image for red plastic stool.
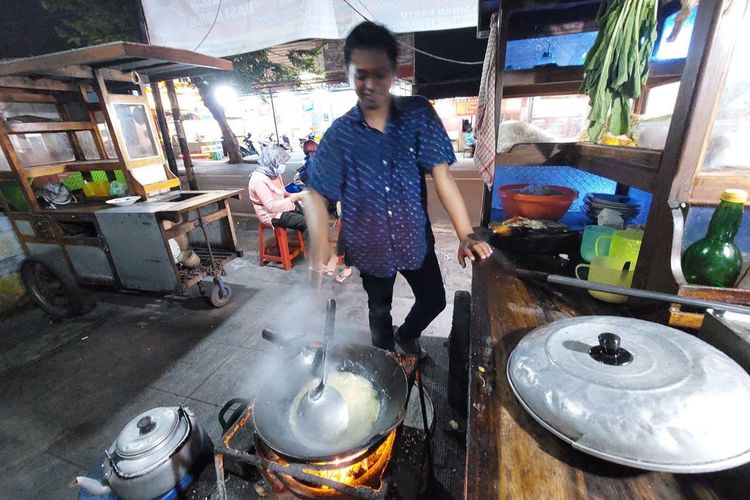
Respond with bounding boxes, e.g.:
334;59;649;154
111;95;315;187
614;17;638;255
259;223;305;271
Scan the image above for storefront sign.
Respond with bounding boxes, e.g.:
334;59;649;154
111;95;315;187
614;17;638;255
455;98;478;116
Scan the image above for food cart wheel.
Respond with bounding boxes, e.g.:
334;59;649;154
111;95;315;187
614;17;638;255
209;279;232;308
20;257;83;319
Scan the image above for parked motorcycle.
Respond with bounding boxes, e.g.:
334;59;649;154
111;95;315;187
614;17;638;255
240;134;258;157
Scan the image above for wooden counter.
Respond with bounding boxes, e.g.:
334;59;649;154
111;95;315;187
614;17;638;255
467;251;749;499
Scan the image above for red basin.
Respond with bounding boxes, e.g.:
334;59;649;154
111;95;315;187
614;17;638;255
497;184;578;221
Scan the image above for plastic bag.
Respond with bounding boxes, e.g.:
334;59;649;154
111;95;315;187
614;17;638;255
109;180;128;196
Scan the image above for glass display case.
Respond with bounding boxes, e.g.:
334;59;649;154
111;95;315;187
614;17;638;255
687;6;750;204
702;22;750;172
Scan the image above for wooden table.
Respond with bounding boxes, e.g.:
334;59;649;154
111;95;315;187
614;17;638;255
466;250;750;499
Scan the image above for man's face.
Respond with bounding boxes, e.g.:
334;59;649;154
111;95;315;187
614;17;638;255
349;49;395;111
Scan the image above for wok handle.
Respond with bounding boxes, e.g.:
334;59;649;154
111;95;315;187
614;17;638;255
262;328;287;348
218;398;251;432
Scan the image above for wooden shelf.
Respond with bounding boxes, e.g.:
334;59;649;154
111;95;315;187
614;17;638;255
6;121;95;134
567;143;662;191
23;159;123;178
502;59;685;98
495;142;662;191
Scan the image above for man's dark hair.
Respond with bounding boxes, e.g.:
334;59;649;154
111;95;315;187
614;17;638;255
344;21;399;70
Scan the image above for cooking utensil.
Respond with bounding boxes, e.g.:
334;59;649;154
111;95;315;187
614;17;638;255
595;228;643;263
575;256;635;303
580;225;615;262
507;316;750;472
105;195;141;207
489;227;581;255
497;184;578;221
73;406;212;499
39;182;74;206
494;248;750;315
253;329;409;461
83;181;110;198
295;299;349;442
583;193;641;223
178;249;201;269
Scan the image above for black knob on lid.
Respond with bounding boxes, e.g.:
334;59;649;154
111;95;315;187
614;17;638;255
599;333;621;355
137;416;156;434
589;332;633;366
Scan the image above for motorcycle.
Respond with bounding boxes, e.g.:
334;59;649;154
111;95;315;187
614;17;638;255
281;134;292;151
240;134;258;157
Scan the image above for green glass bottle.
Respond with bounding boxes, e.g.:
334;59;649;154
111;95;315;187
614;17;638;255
681;189;747;288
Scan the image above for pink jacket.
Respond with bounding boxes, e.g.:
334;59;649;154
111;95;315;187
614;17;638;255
247;172;295;226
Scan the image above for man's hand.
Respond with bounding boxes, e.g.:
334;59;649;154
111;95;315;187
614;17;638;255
458;234;493;268
289;191;307;203
430;164;494;268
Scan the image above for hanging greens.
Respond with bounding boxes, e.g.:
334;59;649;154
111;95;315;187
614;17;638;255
580;0;658;142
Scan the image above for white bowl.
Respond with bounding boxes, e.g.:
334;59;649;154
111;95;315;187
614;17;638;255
106;196;141;207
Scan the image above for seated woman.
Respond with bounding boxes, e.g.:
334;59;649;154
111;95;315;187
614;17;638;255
248;144;306;231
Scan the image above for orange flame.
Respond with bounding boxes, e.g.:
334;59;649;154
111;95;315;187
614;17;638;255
302;430;396;489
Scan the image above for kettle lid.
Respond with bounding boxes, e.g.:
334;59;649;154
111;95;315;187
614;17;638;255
111;407;190;477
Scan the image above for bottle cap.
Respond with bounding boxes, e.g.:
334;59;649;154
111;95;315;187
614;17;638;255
721;189;748;204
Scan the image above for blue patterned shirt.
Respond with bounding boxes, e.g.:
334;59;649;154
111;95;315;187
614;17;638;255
309;96;456;278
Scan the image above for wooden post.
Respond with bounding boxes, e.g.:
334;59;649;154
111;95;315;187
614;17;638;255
93;69;136;192
0;123;39;212
149;81;178;177
268;88;280;146
480;9;509;227
638;0;741;295
165;79;197;190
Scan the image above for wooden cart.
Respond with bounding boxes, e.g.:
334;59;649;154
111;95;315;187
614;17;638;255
478;0;750;326
465;2;750;498
0;42;244;317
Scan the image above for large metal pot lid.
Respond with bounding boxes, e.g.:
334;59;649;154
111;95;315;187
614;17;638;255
507;316;750;473
112;407;191;477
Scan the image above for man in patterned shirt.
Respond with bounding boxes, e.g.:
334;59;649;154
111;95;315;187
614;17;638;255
306;21;492;359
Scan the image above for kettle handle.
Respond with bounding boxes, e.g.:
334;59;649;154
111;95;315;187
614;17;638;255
218;398;251;433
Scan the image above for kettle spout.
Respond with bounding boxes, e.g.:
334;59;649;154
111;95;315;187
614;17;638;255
72;476;112;496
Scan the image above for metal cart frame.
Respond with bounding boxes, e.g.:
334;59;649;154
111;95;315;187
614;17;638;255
0;42;243;317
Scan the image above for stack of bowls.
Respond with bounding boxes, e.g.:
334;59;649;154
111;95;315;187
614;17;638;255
583;193;641;223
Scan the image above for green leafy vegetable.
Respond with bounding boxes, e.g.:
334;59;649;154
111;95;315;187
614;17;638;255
580;0;658;142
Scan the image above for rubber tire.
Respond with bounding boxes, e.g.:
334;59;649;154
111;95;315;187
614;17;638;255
20;257;83;319
209;282;232;308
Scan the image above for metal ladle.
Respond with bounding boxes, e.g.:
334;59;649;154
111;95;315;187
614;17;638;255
296;299;349;440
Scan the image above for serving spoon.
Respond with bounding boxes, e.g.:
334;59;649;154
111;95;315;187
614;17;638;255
296;299;349;440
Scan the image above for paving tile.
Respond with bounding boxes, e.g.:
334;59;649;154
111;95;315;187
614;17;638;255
148;339;237;396
0;449;82;500
179;397;229;446
39;325;222;390
47;384;186;471
190;347;268;405
205;300;270;347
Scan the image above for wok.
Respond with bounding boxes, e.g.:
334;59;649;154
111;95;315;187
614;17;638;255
252;329;409;462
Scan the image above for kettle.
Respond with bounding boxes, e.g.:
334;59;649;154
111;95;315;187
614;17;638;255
72;406;212;499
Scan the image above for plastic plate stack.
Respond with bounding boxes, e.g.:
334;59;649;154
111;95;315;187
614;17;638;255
583;193;641;223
